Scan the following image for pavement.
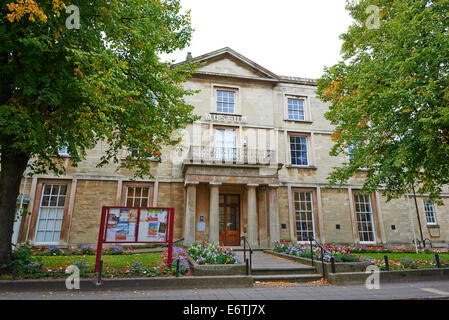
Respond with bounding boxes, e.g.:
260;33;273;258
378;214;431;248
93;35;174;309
234;250;312;269
1;279;449;300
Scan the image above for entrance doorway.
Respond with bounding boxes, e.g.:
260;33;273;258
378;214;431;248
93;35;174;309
219;194;240;246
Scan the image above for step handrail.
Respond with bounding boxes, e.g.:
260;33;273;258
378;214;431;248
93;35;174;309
308;236;340;279
241;236;253;273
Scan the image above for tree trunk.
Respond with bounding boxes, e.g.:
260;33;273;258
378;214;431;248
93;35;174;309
0;152;29;267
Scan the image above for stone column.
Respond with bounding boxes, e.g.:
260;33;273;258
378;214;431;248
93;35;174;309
184;182;198;246
268;185;280;246
209;182;221;244
247;184;259;247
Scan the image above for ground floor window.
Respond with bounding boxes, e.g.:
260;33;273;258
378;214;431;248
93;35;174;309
424;200;437;225
294;191;315;241
354;193;376;243
34;184;67;244
125;186;150;207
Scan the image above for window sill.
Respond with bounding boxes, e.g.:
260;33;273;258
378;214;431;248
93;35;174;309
210;112;241;116
285;119;313;124
427;224;439;229
285;165;317;170
58;153;70;158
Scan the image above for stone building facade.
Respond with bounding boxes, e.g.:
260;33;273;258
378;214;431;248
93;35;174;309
14;48;449;248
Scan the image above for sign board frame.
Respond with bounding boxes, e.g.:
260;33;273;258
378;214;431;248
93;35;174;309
94;206;175;272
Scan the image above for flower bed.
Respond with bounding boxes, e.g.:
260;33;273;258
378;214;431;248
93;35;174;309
29;244;134;256
274;242;449;271
273;242;359;263
187;242;240;265
348;245;449;254
1;243;188;279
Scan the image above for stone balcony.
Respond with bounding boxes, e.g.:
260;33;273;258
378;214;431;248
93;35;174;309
186;146;277;165
182;146;282;185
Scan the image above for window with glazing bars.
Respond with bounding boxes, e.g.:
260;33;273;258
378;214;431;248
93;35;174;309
294;191;315;241
35;184;67;244
216;90;235;113
424;200;437;225
354;194;375;243
287;98;305;120
125;186;150;207
290;136;308;165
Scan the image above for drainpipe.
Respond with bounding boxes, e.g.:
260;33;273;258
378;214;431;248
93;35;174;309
12;161;30;247
412;185;425;247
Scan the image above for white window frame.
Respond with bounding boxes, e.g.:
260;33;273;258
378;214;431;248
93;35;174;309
354;194;376;244
125;186;151;207
211;84;240;115
289;135;309;166
293;191;316;243
58;145;69;157
283;94;312;122
34;184;68;245
423;200;438;225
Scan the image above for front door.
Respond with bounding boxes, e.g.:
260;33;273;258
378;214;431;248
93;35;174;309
219;194;240;246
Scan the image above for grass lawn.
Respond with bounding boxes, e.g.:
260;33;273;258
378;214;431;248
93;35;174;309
355;252;449;262
35;253;163;271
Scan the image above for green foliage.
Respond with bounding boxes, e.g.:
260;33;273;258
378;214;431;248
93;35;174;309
316;0;449;202
1;0;199;178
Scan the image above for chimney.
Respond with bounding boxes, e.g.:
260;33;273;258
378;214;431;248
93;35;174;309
186;52;193;60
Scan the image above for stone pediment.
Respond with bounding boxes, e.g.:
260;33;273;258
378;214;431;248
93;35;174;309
176;47;280;82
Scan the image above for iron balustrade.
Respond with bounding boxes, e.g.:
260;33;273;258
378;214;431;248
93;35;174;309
308;236;340;279
241;236;253;275
187;146;276;165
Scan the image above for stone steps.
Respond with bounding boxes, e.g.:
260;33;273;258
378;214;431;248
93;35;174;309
252;274;322;283
251;267;317;276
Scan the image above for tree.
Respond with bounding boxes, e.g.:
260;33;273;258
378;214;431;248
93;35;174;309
316;0;449;203
0;0;199;266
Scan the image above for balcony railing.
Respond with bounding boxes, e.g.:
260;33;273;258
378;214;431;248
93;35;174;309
187;146;276;165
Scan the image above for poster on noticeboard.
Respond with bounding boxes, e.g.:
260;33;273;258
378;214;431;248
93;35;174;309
105;208;137;242
137;208;168;242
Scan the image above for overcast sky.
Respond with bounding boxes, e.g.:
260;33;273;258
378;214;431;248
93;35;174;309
161;0;354;79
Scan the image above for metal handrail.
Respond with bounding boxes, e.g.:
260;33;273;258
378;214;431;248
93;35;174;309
241;236;253;274
421;238;433;249
308;236;339;279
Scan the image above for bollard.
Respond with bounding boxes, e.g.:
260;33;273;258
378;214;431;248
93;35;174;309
384;255;390;271
435;254;441;268
97;260;103;285
176;259;180;277
330;257;336;274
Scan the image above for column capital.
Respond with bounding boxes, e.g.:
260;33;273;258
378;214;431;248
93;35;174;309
247;184;259;188
209;182;222;186
185;181;199;187
268;184;279;188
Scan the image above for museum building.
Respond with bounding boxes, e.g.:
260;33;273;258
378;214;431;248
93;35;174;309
14;48;449;248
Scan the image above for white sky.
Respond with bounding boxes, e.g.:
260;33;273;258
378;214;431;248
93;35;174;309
161;0;354;79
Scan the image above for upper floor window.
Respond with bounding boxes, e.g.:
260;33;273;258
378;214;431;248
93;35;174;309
287;98;305;121
58;145;69;156
424;200;437;225
348;144;356;163
290;136;308;166
216;90;235;114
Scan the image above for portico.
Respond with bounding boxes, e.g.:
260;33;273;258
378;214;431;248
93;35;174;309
182;162;282;248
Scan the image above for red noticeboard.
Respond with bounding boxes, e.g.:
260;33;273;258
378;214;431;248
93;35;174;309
94;206;175;272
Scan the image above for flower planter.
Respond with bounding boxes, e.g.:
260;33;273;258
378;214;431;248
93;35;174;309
186;255;246;276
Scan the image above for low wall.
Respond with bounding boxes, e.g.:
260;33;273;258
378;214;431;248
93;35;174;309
187;256;247;276
265;250;370;276
328;268;449;286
